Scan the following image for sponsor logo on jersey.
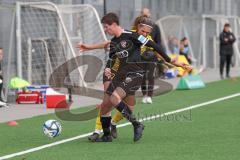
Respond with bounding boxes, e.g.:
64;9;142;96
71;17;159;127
125;77;132;83
116;50;129;58
138;35;147;44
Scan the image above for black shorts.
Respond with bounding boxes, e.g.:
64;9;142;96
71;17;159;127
106;72;143;96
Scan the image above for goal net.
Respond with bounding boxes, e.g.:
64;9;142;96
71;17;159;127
15;2;107;97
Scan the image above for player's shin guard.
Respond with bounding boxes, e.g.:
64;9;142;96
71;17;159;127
94;109;102;134
100;116;111;136
115;101;139;125
112;111;123;125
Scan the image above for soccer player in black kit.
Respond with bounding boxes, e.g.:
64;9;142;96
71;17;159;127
77;16;188;142
92;13;185;142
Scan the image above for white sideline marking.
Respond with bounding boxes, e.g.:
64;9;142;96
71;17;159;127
1;93;240;160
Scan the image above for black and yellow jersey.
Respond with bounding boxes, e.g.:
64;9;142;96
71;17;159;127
105;29;170;76
130;29;155;57
108;29;154;72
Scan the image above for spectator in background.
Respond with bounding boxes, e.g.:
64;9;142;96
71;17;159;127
179;37;192;64
0;48;4;102
219;23;236;79
141;8;161;45
168;36;180;54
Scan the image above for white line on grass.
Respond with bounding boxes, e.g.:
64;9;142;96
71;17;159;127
1;92;240;160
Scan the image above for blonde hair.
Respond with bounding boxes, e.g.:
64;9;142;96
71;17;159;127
132;15;154;30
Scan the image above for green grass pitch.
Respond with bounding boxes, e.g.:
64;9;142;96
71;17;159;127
0;78;240;160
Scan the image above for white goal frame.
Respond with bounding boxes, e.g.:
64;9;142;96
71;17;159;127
15;1;107;86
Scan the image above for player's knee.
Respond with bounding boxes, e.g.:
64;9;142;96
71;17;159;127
124;96;135;106
100;107;111;116
110;93;121;106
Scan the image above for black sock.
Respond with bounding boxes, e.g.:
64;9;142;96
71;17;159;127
100;116;111;136
115;101;139;125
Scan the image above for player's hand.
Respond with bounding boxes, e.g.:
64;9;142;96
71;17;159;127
75;43;90;52
181;63;193;72
170;58;181;68
171;57;178;63
96;104;102;109
104;68;112;79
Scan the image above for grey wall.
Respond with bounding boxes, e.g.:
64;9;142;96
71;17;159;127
81;0;240;28
1;0;240;44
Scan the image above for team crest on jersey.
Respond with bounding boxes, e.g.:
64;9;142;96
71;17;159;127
120;41;127;48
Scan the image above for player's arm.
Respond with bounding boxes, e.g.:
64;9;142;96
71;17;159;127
229;32;236;43
145;40;171;62
138;35;190;69
143;38;191;70
76;40;111;51
141;36;180;66
220;33;229;45
104;46;117;78
104;67;112;79
156;53;192;72
132;33;170;62
105;57;117;79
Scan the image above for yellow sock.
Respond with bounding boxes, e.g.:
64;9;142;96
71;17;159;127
95;109;102;132
112;111;123;125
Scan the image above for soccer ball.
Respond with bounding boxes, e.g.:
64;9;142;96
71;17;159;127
43;119;62;138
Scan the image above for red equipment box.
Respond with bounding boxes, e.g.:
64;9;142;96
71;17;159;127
46;94;68;108
16;91;43;104
46;88;68;108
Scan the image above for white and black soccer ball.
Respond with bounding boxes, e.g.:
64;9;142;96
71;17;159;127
43;119;62;138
